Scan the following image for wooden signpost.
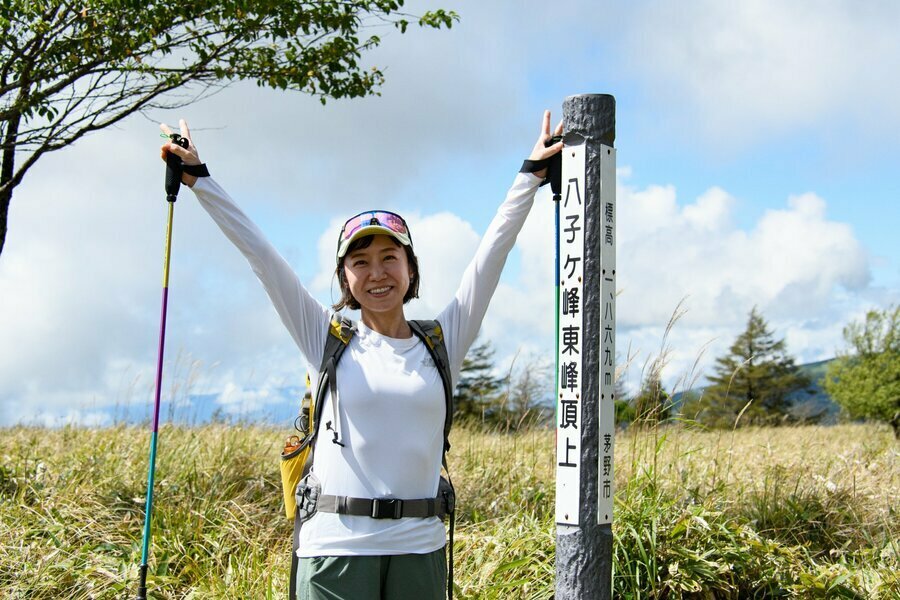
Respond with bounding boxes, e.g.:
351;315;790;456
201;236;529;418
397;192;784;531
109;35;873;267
555;93;616;600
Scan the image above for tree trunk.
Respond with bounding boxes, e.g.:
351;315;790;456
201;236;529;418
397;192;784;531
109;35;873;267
1;114;21;258
0;185;10;257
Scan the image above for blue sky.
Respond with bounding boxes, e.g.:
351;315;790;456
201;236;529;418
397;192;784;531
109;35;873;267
1;0;898;425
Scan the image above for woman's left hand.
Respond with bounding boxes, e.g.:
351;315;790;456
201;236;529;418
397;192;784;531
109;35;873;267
528;110;564;179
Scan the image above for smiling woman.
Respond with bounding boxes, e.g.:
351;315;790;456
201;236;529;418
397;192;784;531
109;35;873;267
332;209;422;336
339;235;415;330
158;112;563;600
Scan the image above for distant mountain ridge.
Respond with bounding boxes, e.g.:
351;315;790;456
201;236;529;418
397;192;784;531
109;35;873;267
25;360;844;428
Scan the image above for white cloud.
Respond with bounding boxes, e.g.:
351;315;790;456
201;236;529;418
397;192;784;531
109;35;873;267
0;132;305;424
611;173;877;390
625;0;900;145
4;382;115;428
683;187;733;231
405;212;482;317
0;151;884;422
153;1;549;216
0;138;157;398
480;185;557;345
402;170;876;393
616;178;870;328
216;379;282;415
1;1;897;425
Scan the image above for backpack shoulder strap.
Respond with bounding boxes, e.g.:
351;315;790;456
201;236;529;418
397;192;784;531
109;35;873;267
408;319;457;600
291;314;354;600
312;314;355;442
408;319;454;456
322;314;355;367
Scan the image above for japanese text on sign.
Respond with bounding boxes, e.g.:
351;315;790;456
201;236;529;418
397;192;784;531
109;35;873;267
597;145;616;525
556;144;586;526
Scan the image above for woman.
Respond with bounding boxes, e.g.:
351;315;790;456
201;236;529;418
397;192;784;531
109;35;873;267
159;112;563;599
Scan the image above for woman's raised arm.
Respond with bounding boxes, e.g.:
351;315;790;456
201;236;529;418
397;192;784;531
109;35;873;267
437;111;563;379
158;119;330;364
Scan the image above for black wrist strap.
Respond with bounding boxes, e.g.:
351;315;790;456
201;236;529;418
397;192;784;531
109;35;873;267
520;158;552;187
182;163;210;177
519;158;551;174
521;134;564;187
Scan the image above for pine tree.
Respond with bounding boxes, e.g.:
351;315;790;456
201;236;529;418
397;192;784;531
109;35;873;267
702;308;809;427
454;340;503;422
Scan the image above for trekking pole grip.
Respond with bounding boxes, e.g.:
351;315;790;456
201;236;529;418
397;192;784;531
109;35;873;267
165;134;189;202
545;134;563;201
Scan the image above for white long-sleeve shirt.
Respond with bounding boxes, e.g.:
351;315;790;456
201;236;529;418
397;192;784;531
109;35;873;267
191;172;542;556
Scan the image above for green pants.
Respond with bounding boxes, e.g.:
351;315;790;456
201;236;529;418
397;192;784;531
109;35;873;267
297;547;446;600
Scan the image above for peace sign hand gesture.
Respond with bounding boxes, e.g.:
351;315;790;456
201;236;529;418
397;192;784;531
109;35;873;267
159;119;202;187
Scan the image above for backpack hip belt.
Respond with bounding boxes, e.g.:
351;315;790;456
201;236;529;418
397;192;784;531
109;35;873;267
315;491;453;520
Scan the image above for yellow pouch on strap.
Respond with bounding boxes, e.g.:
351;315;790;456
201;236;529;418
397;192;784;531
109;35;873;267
281;376;316;520
280;318;353;521
280;435;313;520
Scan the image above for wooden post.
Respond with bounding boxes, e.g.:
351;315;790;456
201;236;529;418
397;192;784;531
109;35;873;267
555;93;616;600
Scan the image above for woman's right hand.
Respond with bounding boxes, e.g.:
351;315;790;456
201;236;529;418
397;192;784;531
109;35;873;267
527;110;564;180
159;119;201;187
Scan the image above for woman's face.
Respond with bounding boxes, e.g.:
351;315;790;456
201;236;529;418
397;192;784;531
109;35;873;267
342;235;412;316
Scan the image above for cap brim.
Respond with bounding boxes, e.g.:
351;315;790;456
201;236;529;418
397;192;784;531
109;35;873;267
336;225;412;262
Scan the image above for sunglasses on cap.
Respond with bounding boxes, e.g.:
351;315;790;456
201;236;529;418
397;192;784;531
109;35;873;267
336;210;413;263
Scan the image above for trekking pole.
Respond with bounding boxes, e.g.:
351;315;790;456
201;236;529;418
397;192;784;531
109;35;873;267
136;133;189;600
546;135;563;407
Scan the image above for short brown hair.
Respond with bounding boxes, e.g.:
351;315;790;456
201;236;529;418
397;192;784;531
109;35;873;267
332;235;420;311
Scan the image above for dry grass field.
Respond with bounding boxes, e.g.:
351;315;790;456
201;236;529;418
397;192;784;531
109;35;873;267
0;423;896;598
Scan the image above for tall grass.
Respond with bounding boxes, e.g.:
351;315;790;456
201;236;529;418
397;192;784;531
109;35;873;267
612;425;898;598
0;423;897;598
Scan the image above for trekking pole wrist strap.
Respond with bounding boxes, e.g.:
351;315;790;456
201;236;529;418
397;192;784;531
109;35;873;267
316;494;452;519
182;163;210;177
519;158;552;186
520;158;550;174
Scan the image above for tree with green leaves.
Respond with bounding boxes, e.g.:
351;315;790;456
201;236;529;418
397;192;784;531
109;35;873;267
454;339;502;422
701;307;809;427
0;0;456;256
824;305;900;438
